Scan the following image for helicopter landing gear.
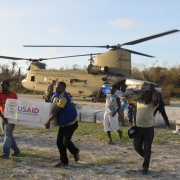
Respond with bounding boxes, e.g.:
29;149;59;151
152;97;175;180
92;97;97;103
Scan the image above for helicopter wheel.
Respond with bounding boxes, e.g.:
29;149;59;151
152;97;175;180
92;97;97;103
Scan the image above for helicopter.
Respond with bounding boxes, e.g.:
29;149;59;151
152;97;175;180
0;29;179;102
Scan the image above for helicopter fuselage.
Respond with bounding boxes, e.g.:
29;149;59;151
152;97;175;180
21;49;130;97
22;68;106;97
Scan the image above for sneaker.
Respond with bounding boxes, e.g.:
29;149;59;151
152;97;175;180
74;151;80;162
11;151;20;157
54;162;69;167
139;168;148;175
0;154;9;159
142;169;148;175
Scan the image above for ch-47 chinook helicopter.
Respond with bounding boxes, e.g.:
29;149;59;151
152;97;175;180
0;29;179;101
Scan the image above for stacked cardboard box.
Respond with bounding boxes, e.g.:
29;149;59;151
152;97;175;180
80;110;103;123
96;111;104;123
176;120;180;133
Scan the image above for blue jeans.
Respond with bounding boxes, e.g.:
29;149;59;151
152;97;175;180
3;123;20;156
128;104;137;125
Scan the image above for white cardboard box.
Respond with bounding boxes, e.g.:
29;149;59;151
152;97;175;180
96;111;104;123
176;120;180;132
7;118;57;128
76;110;81;122
154;112;165;127
4;99;57;128
80;110;103;123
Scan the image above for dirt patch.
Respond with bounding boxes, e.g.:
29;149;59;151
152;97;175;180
0;126;180;180
0;101;180;179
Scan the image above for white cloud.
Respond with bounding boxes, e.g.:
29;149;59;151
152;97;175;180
109;18;136;28
48;27;65;33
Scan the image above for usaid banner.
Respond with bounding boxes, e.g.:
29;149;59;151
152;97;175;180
4;99;55;123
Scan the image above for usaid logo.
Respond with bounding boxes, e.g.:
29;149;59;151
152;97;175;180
17;106;39;114
7;100;17;115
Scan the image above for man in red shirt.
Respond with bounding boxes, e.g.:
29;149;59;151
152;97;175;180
0;80;20;158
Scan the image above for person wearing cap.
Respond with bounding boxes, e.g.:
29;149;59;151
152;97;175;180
133;89;159;175
44;80;56;102
103;85;123;144
0;80;20;158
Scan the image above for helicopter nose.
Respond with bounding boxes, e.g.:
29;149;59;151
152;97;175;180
21;79;27;88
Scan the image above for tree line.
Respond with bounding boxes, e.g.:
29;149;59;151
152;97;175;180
0;62;29;93
131;65;180;97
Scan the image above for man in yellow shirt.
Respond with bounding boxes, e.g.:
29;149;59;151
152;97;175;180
134;90;159;175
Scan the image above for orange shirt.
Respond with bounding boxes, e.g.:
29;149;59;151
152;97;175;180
0;91;17;114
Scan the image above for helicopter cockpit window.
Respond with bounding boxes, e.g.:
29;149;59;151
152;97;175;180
31;76;35;82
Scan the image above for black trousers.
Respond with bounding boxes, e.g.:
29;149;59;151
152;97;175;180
57;121;79;164
134;126;154;170
154;106;170;127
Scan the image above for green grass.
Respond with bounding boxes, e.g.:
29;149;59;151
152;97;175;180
153;124;180;145
0;157;19;176
75;121;131;143
75;122;180;145
89;157;118;166
13;121;180;145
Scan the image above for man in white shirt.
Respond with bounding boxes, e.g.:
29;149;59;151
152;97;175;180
103;85;123;144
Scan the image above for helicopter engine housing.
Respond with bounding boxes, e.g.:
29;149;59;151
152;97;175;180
87;64;108;75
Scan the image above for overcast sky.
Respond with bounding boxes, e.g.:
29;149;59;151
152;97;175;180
0;0;180;73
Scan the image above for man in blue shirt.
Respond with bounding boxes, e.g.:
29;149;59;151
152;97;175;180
45;81;79;167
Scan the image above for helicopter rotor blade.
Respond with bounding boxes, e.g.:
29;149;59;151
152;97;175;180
0;53;102;62
0;55;50;62
121;48;154;58
0;55;30;61
24;29;179;50
43;53;102;60
121;29;179;46
23;45;113;49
